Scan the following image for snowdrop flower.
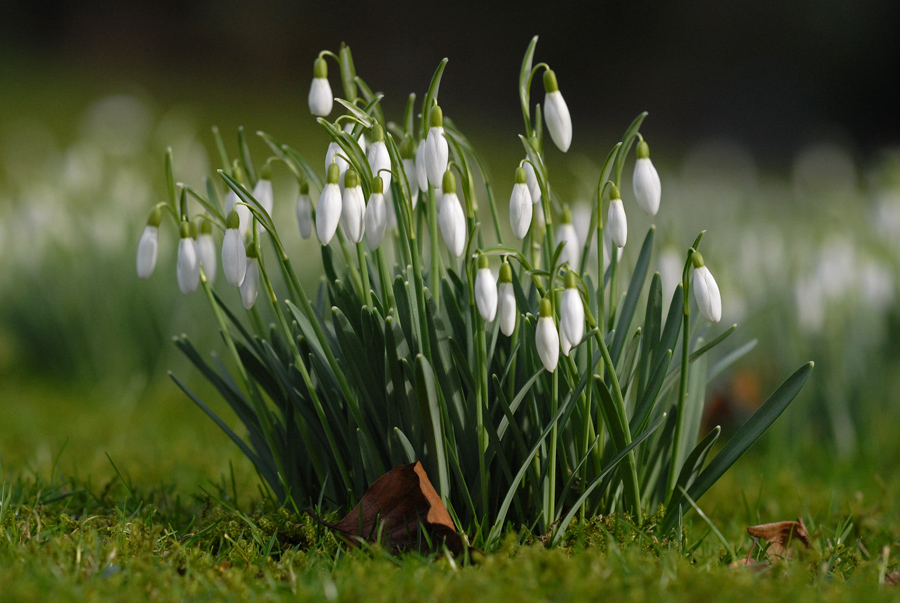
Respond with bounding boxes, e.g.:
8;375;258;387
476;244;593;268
316;163;342;245
424;105;449;189
295;181;312;239
222;210;247;287
509;166;533;239
475;255;498;322
345;123;366;154
535;297;559;373
176;221;200;295
556;206;580;268
524;159;541;204
438;170;466;257
136;207;161;279
240;244;259;309
365;176;387;250
691;252;722;322
252;165;274;218
543;69;572;153
367;124;392;195
532;199;546;239
498;262;517;336
223;164;251;237
325;142;350;186
560;271;584;350
560;321;572;357
196;220;217;285
632;140;661;216
308;57;333;117
607;184;627;248
414;137;429;194
341;168;366;244
400;136;419;209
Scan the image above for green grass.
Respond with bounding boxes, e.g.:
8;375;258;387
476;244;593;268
3;380;900;601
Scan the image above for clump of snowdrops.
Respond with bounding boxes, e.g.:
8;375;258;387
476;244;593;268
137;37;812;547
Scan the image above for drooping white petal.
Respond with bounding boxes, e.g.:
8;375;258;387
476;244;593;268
403;158;419;209
308;77;333;117
341;185;366;244
692;265;722;322
252;178;274;217
325;142;349;185
633;157;661;216
136;225;158;279
509;183;533;239
524;161;541;204
415;141;429;193
560;287;584;348
559;322;572;357
365;192;387;250
424;127;449;189
177;238;200;294
296;194;312;239
367;141;392;194
544;90;572;152
315;183;342;245
438;191;466;257
556;223;580;268
240;258;260;309
197;232;217;285
608;198;628;248
475;268;498;322
222;228;247;286
498;282;517;336
225;190;251;238
536;316;560;373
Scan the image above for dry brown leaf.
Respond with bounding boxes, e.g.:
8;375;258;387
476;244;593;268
311;462;466;556
885;570;900;586
747;518;810;558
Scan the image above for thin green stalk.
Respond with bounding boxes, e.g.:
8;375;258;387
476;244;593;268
357;242;373;309
374;246;395;311
548;368;559;528
477;317;489;516
427;187;441;308
596;189;606;339
608;249;619;333
336;229;364;297
667;290;692;503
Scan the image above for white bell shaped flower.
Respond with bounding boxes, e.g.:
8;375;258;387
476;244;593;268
535;298;559;373
345;123;366;155
509;166;533;239
414;138;429;193
225;189;251;238
136;207;161;279
325;142;350;187
367;124;392;194
400;136;419;208
196;222;217;285
607;185;627;249
252;176;274;218
524;160;541;204
475;255;498;322
543;70;572;153
556;207;580;268
176;222;200;295
222;210;247;287
532;199;546;238
497;263;517;336
308;58;333;117
341;168;366;244
240;245;260;309
438;171;467;258
560;322;572;357
632;140;661;216
316;163;343;245
424;106;449;189
560;271;584;349
296;182;312;239
691;252;722;322
365;176;387;250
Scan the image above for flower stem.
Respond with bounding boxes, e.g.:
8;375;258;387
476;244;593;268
357;242;373;309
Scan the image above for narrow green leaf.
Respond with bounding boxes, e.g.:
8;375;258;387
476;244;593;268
611;226;655;364
675;426;721;495
415;355;450;499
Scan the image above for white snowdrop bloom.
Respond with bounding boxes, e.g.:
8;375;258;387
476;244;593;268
341;168;366;244
196;221;217;285
295;182;312;239
498;263;517;336
345;123;366;154
560;272;584;349
632;140;661;216
691;253;722;322
607;185;627;248
225;189;251;238
400;136;419;209
325;142;350;186
542;70;572;153
424;105;449;189
136;207;161;279
524;160;541;204
415;138;429;193
475;256;498;322
367;124;392;194
509;166;533;239
176;222;200;295
240;246;259;309
365;176;387;250
438;170;466;258
532;199;546;236
252;176;274;218
308;58;333;117
316;163;343;245
560;321;572;357
222;210;247;287
556;207;580;268
535;298;559;373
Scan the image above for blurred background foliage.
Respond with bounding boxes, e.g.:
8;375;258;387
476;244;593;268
1;0;899;487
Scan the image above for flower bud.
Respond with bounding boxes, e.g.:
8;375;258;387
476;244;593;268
523;158;541;204
424;106;449;189
308;58;333;117
367;124;392;195
197;220;217;284
475;255;497;322
296;181;312;239
557;206;580;268
543;70;572;153
691;253;722;322
560;271;584;349
535;297;559;373
633;140;661;216
177;221;200;294
509;166;533;239
438;171;466;257
365;177;387;250
136;207;161;279
252;173;274;218
240;244;259;309
414;138;429;193
341;168;366;244
316;164;343;245
222;210;247;286
607;185;627;249
498;262;517;336
325;142;350;186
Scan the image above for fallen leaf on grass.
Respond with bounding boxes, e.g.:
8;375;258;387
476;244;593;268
311;462;467;556
747;518;810;558
885;571;900;586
